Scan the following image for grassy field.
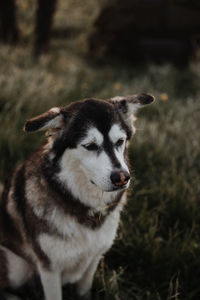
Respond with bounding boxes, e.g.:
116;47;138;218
0;0;200;299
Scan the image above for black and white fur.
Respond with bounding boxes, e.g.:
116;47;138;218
0;94;154;300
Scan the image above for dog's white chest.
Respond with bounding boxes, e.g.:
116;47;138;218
38;208;121;284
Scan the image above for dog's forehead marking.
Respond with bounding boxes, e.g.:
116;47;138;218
81;127;103;145
108;124;126;143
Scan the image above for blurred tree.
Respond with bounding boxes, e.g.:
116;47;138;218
34;0;57;56
0;0;57;56
0;0;19;44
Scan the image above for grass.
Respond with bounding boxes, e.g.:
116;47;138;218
0;0;200;299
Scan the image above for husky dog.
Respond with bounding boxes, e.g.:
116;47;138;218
0;94;154;300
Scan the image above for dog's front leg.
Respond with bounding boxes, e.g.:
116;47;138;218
38;266;62;300
76;255;102;300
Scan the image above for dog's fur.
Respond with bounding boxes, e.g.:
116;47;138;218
0;94;154;300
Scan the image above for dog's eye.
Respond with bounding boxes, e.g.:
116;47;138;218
115;139;124;147
83;143;99;151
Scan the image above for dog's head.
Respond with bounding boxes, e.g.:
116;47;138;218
24;94;154;192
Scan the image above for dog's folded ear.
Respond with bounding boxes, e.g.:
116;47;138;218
111;93;155;136
112;93;155;114
125;93;155;113
24;107;63;132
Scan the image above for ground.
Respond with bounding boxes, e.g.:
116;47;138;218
0;0;200;299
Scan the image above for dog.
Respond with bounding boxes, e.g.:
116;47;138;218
0;94;154;300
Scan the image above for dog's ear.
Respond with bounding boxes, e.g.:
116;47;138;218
111;93;155;135
24;107;63;133
112;93;155;114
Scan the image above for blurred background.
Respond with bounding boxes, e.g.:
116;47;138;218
0;0;200;299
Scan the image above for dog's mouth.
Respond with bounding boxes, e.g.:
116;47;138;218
90;180;129;192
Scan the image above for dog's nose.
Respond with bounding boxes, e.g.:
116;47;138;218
110;171;130;187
